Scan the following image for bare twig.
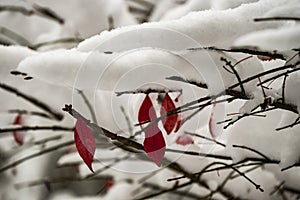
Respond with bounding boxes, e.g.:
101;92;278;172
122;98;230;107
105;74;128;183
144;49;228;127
188;47;285;60
0;141;74;173
0;82;63;120
166;76;208;89
0;125;74;133
0;26;31;46
221;57;246;96
31;37;83;50
232;144;271;160
115;88;182;96
7;109;52;120
184;131;226;147
77;90;97;123
254;17;300;22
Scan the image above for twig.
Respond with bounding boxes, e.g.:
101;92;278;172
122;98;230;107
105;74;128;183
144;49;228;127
34;135;63;145
0;26;31;46
120;106;133;135
257;66;300;87
166;76;208;89
188;47;285;60
221;57;246;96
135;181;193;200
184;131;226;147
77;90;98;123
166;149;232;160
199;162;264;192
0;5;33;15
0;82;63;120
14;175;111;189
254;17;300;22
30;37;83;50
32;3;64;24
0;125;74;133
7;109;52;120
0;141;74;173
115;88;182;96
138;182;200;200
282;74;289;104
276;117;300;131
232;145;271;161
108;15;114;31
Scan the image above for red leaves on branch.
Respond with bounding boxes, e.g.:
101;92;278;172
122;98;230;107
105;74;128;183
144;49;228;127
74;117;96;173
160;93;178;135
13;114;24;145
138;95;165;166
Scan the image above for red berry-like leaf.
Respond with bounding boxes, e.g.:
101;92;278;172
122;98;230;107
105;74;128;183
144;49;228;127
176;134;194;146
138;95;166;166
160;93;178;135
209;102;224;139
74;117;96;173
13;114;24;145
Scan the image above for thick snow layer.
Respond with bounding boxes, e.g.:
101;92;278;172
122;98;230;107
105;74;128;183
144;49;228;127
78;0;294;52
234;25;300;51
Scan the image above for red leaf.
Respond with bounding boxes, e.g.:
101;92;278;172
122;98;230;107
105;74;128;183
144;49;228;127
257;55;274;61
174;119;182;133
138;95;166;166
138;94;155;124
160;93;178;135
144;128;166;166
74;117;96;173
13;114;24;145
209;102;224;139
176;134;194;146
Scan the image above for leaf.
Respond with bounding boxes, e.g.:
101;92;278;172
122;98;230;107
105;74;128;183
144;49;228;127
174;119;182;133
209;102;224;139
74;117;96;173
138;95;166;166
160;93;178;135
144;129;166;166
175;134;194;146
13;114;24;145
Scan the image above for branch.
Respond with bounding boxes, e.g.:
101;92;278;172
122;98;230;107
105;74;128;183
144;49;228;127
30;37;83;50
188;47;285;60
7;109;52;120
0;26;31;46
0;125;74;133
0;82;64;120
220;57;246;96
254;17;300;22
77;89;98;123
184;131;226;147
232;144;271;160
115;88;182;96
0;141;74;173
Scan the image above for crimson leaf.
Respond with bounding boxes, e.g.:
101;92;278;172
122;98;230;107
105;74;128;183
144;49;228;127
138;95;166;166
160;93;178;135
74;116;96;173
175;134;194;146
13;114;24;145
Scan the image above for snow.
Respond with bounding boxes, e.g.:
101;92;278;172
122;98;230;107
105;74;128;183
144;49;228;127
1;0;300;199
234;25;300;51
